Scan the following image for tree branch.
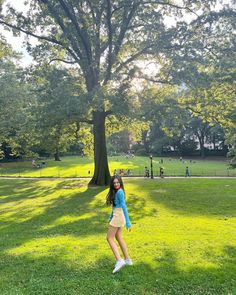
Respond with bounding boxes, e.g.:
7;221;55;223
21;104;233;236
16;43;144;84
0;19;63;47
135;74;174;85
103;1;139;84
48;58;77;65
105;110;113;117
113;45;154;76
104;0;113;83
114;2;139;57
58;0;92;63
185;106;203;116
141;1;199;17
79;118;94;124
40;0;83;61
70;113;94;124
0;19;81;64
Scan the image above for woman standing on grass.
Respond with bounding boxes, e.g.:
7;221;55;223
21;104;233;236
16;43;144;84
106;176;133;274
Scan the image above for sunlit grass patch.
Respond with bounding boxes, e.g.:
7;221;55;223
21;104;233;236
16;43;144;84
0;155;235;177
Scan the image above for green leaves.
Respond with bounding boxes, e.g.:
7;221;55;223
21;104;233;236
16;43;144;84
29;64;89;157
0;59;33;158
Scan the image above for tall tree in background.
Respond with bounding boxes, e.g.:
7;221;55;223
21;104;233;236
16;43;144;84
30;65;87;160
0;59;33;159
165;7;236;162
1;0;230;185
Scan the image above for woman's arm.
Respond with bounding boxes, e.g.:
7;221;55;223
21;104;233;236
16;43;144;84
118;190;131;229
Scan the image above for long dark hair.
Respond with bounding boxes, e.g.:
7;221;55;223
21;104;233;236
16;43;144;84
106;176;125;206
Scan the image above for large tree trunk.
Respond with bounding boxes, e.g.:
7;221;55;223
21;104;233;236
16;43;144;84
199;142;205;158
54;149;61;161
89;111;111;186
198;137;205;158
196;130;206;158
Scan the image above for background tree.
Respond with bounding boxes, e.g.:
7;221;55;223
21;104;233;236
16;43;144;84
165;7;236;162
0;0;225;185
0;57;35;159
29;65;88;160
187;117;211;158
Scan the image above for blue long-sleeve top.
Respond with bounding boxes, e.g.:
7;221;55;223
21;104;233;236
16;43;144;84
109;188;131;229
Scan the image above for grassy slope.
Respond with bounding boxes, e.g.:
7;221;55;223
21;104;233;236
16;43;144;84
0;178;235;294
0;156;235;177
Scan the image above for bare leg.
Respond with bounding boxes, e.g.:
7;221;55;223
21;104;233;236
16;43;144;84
107;225;121;261
115;227;130;260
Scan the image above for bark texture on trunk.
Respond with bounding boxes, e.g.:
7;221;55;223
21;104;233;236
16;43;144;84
89;111;111;186
198;136;205;158
200;143;205;158
54;150;61;161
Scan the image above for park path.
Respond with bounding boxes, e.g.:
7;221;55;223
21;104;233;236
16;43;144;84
0;176;235;180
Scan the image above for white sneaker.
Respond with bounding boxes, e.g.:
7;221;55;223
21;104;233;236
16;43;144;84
125;258;133;266
112;259;126;274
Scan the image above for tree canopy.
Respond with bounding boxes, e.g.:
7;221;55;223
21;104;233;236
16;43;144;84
0;0;235;183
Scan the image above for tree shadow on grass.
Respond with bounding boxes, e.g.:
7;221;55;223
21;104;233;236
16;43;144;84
0;179;91;205
0;179;156;256
0;244;235;295
127;193;158;222
0;180;60;204
154;246;236;295
0;180;105;237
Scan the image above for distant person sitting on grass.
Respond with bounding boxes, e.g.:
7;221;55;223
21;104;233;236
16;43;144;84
106;176;132;274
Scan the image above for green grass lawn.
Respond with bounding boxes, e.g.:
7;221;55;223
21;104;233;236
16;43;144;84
0;155;235;177
0;178;235;294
